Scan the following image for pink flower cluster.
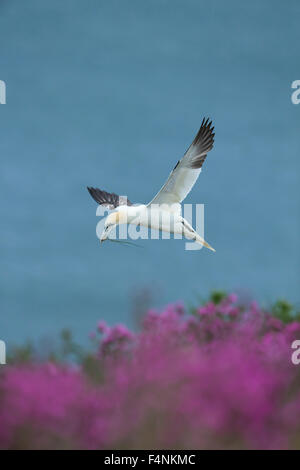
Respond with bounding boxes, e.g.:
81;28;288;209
1;294;300;449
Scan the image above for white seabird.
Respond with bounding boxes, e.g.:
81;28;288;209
87;118;215;251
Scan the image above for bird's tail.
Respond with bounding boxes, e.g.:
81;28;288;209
196;236;216;252
187;231;215;252
182;218;216;252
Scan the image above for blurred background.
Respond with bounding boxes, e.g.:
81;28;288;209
0;0;299;346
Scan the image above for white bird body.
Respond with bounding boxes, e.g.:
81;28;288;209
111;204;212;247
88;118;216;251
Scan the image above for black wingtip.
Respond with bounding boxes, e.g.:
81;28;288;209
201;117;213;130
87;186;99;203
87;186;133;207
195;117;215;146
188;117;215;169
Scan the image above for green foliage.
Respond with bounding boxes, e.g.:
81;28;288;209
59;329;83;361
81;354;104;384
271;299;300;323
8;343;35;364
209;290;227;304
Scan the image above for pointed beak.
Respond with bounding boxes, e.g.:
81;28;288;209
100;231;108;243
100;225;115;244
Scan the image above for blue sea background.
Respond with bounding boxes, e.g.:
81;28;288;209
0;0;299;346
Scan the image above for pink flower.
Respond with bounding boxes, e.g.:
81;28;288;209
1;296;300;450
227;293;238;304
197;302;216;315
97;321;109;334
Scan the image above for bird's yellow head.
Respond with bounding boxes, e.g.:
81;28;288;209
100;210;128;242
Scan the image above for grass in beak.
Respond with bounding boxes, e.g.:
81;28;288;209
107;239;144;249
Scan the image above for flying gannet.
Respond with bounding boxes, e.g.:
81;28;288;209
87;118;215;251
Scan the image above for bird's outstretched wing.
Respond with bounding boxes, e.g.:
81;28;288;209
148;118;214;207
87;187;133;209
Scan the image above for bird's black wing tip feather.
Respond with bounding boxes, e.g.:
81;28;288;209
188;117;215;169
87;186;96;194
87;186;103;204
200;117;213;130
87;186;133;207
194;117;215;147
